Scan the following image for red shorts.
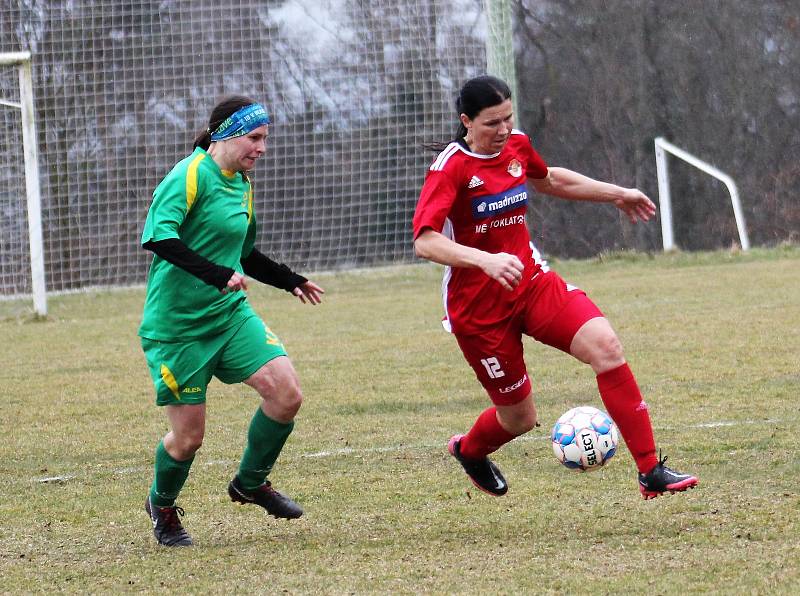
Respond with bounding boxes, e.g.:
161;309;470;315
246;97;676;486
454;270;603;406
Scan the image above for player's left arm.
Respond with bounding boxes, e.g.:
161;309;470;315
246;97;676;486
238;206;323;304
240;249;324;305
530;167;656;224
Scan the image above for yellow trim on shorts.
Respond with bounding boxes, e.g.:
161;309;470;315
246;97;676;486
160;364;181;400
185;152;206;212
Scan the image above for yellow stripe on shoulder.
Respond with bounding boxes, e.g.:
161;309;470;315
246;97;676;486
247;184;254;223
185;152;206;212
160;364;181;400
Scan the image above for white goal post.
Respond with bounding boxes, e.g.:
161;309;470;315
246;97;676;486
654;136;750;252
1;51;46;316
484;0;518;115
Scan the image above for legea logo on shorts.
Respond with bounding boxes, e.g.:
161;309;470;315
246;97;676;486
472;184;528;220
498;374;528;394
181;386;202;394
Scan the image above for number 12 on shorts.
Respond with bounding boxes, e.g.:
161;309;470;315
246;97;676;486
480;357;506;379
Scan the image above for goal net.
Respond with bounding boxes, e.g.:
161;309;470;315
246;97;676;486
0;63;30;297
0;0;499;297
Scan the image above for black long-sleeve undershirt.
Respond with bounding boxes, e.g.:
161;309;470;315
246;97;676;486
143;239;306;293
240;248;307;292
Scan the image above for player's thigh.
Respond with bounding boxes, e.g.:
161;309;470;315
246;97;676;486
523;271;604;354
141;337;217;405
568;316;623;369
455;323;531;406
215;315;288;385
244;355;301;402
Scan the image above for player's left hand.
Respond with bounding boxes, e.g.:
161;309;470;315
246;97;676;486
292;280;325;305
222;271;248;294
613;189;657;224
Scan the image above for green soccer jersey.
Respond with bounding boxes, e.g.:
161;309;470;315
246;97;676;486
139;147;258;340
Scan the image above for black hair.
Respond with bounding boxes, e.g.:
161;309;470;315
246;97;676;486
454;75;512;140
426;75;512;152
193;94;258;150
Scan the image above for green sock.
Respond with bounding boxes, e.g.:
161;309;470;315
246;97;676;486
237;407;294;491
149;440;194;507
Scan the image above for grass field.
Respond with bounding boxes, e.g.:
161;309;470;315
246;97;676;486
1;246;798;594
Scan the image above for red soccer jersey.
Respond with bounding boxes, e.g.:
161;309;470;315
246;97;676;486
412;130;549;335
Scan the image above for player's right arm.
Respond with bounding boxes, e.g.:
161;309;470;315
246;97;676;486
412;157;523;292
141;158;241;292
413;230;523;292
143;238;239;292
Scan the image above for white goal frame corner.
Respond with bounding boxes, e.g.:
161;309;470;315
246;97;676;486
654;136;750;252
1;51;46;316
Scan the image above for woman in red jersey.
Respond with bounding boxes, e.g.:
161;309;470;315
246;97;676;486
413;75;697;499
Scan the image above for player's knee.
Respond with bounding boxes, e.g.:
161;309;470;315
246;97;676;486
591;332;625;370
174;433;203;458
258;381;303;420
248;360;303;420
278;384;303;418
603;333;624;360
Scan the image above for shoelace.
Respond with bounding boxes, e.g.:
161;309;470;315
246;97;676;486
641;451;668;481
254;482;277;496
651;451;683;482
158;506;186;531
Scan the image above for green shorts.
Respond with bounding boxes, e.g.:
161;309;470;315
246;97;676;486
141;315;288;406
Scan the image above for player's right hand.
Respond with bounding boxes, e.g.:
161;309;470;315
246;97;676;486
481;252;524;292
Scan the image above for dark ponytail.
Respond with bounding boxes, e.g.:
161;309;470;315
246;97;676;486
426;75;512;152
193;127;212;151
453;96;468;144
193;94;258;150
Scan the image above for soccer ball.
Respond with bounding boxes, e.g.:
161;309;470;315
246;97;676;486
551;406;619;472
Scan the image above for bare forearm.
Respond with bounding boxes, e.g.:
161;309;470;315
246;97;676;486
535;167;627;203
532;167;656;224
414;229;525;291
413;230;487;268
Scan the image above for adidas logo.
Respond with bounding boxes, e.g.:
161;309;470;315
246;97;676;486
467;175;484;189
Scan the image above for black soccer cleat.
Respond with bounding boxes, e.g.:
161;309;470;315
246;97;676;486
638;453;698;500
145;496;193;547
448;434;508;496
228;476;303;519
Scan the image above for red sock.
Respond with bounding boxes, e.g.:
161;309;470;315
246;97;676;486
459;407;517;459
596;363;658;474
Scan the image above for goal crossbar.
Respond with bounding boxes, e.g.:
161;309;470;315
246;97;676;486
0;51;31;65
654;137;750;251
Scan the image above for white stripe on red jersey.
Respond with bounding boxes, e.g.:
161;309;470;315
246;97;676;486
430;143;460;171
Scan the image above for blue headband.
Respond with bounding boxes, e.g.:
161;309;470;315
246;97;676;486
210;103;270;141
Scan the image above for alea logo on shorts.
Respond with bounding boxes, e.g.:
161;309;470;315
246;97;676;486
472;184;527;220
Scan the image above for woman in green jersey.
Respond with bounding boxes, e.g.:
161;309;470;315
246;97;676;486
139;95;324;547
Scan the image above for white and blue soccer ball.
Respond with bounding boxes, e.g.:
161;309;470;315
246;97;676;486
551;406;619;472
